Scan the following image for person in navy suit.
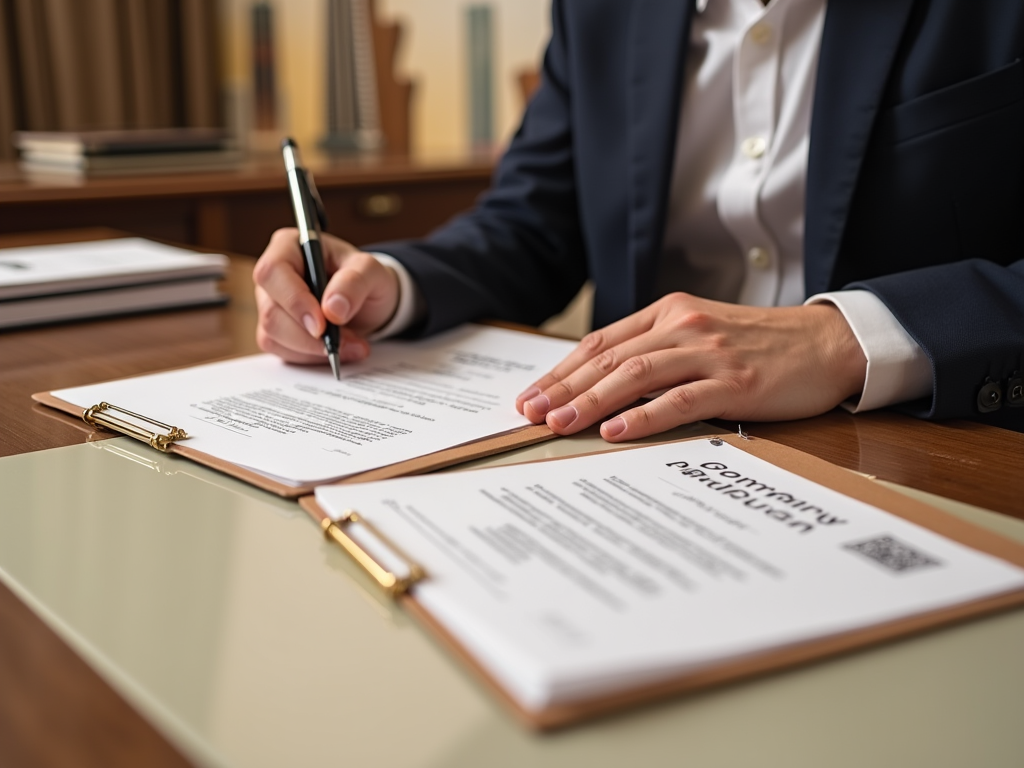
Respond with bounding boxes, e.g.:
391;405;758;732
254;0;1024;436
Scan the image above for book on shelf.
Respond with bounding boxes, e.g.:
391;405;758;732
322;0;383;151
0;237;227;329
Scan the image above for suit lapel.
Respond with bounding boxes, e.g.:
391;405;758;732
804;0;916;295
626;0;694;309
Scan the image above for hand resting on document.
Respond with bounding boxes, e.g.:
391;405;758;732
515;293;868;443
253;228;398;365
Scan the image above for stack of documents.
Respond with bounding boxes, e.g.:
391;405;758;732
0;238;228;329
14;128;241;177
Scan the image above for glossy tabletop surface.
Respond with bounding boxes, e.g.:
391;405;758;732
2;433;1024;768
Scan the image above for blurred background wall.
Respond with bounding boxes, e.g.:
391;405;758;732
0;0;550;159
220;0;550;155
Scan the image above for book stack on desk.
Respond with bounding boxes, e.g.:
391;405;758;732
0;237;228;329
14;128;242;178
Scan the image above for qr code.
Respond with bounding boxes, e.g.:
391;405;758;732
843;535;941;574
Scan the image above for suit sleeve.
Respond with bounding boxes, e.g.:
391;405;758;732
849;258;1024;431
365;0;588;336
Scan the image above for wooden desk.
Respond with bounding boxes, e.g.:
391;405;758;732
0;152;495;255
2;230;1023;767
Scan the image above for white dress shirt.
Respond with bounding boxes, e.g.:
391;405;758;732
378;0;933;412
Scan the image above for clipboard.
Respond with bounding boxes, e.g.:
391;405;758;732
31;322;576;497
297;433;1024;730
31;391;557;498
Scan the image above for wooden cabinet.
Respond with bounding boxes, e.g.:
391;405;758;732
0;153;495;256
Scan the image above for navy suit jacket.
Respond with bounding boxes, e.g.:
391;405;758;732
373;0;1024;431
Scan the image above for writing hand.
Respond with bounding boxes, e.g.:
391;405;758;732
253;228;400;364
515;293;867;440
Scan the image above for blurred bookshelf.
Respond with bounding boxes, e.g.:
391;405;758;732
0;150;496;255
0;1;555;257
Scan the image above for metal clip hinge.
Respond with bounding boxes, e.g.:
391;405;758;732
82;402;188;452
320;512;425;597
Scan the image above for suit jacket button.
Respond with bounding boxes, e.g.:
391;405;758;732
977;379;1003;413
1008;375;1023;407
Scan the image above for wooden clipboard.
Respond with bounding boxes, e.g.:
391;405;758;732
32;389;556;498
298;433;1024;730
32;322;574;497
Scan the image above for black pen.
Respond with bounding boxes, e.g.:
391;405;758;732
281;138;341;379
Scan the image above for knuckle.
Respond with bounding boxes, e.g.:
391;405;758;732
352;250;378;271
664;387;697;415
343;257;376;290
581;390;602;410
590;349;618;375
674;310;713;333
620;354;654;383
283;288;313;317
255;327;275;354
633;406;655;430
258;302;285;334
269;227;298;246
580;330;606;354
658;292;692;313
251;255;273;287
550;380;575;401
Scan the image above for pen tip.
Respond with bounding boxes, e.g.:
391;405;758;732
328;353;341;381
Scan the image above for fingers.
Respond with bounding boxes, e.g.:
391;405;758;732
535;347;718;436
521;333;660;424
254;228;376;367
515;307;658;415
256;332;370;366
253;228;326;339
256;286;370;364
255;285;325;360
514;295;872;443
600;380;729;441
253;229;398;365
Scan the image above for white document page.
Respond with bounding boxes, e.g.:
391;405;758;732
53;325;576;486
0;238;226;300
315;440;1024;710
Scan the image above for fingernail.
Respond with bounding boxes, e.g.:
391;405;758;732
518;385;541;403
548;405;578;430
526;394;551;416
302;314;319;337
325;294;351;323
602;416;626;438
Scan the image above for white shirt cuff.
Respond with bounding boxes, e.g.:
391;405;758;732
367;253;420;341
805;290;933;412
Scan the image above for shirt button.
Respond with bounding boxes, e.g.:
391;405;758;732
741;136;767;159
748;247;771;269
749;23;772;44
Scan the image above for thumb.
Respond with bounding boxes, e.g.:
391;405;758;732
322;251;400;334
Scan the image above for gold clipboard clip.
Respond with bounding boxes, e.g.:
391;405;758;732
82;402;188;453
321;511;426;597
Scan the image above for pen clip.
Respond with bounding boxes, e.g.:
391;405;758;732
304;168;329;232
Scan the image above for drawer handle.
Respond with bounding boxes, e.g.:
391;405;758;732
359;193;403;218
